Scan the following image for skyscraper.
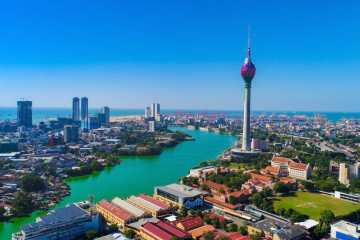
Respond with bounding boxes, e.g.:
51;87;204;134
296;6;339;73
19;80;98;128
151;103;160;121
64;125;79;142
72;97;80;121
81;97;88;128
145;107;151;119
17;101;32;127
241;28;256;151
102;106;110;123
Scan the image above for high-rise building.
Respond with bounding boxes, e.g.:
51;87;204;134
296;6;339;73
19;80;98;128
151;103;160;118
64;125;79;142
145;107;151;119
72;97;80;121
102;106;110;123
241;28;256;152
97;113;106;125
17;101;32;127
88;117;100;130
81;97;88;127
149;121;155;132
151;103;161;121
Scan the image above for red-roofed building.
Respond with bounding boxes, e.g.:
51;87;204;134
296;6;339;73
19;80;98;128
209;213;227;222
176;216;204;231
262;166;280;176
205;196;242;210
242;173;274;193
271;157;311;180
140;221;191;240
229;189;251;203
203;181;232;194
96;199;134;229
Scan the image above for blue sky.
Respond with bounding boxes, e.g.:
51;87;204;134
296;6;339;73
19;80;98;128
0;0;359;111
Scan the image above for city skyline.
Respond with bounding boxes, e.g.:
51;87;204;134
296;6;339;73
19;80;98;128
1;1;360;111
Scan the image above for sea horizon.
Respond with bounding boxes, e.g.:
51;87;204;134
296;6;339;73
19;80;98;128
0;107;359;123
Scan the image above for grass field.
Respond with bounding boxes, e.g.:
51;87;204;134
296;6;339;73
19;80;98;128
272;191;360;220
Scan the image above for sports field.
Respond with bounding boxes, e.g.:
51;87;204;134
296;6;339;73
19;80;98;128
272;191;360;220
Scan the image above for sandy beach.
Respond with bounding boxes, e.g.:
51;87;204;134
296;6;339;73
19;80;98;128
110;115;142;122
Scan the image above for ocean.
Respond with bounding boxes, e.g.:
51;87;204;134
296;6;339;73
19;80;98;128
0;107;359;123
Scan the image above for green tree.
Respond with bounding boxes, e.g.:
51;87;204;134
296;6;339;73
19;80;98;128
108;224;118;233
211;216;220;228
85;229;98;239
229;223;238;232
20;174;46;192
124;229;136;238
250;232;262;240
180;206;188;217
196;209;203;217
217;187;225;194
170;237;179;240
273;181;290;194
90;159;104;171
203;214;211;223
189;209;195;216
229;195;237;205
47;167;56;176
239;225;247;235
320;210;336;224
220;220;227;230
202;231;215;240
0;206;6;221
250;192;263;207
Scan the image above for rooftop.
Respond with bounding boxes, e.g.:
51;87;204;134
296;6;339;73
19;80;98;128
21;204;90;232
97;199;132;221
141;221;189;240
156;183;203;198
112;197;147;217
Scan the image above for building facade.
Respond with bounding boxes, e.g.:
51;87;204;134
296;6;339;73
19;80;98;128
12;204;100;240
72;97;80;121
154;183;203;209
102;106;110;123
331;220;360;240
271;157;312;180
64;125;79;142
17;101;32;127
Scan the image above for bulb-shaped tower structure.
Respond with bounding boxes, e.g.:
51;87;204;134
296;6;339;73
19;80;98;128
241;28;256;151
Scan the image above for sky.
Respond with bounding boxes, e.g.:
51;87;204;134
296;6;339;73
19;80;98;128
0;0;359;111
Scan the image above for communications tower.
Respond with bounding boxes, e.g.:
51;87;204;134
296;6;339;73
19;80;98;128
241;27;256;151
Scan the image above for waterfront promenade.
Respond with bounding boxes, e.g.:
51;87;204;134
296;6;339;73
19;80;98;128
0;127;237;239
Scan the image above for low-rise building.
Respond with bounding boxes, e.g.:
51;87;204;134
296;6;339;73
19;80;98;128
140;220;191;240
271;157;311;180
127;193;172;218
111;197;151;219
175;216;204;231
12;204;101;240
96;199;135;230
154;183;203;209
188;225;215;239
331;220;360;240
248;218;305;240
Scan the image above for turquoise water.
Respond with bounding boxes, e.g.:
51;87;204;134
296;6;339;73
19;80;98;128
0;127;237;239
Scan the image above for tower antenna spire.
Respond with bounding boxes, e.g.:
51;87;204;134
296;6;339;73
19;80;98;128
247;25;251;58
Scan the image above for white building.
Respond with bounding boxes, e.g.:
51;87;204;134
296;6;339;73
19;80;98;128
151;103;160;120
149;121;155;132
331;220;360;240
145;107;151;119
271;157;312;180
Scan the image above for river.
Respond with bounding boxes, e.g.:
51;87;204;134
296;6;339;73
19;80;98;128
0;127;237;239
